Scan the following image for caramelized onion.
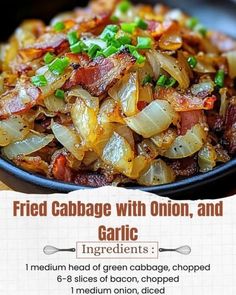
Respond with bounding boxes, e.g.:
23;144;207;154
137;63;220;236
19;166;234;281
2;132;54;159
138;159;175;186
125;100;178;138
164;124;206;159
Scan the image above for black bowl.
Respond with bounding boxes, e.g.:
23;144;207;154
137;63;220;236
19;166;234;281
1;0;236;197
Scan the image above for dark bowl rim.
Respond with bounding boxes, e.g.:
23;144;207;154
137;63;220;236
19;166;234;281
1;155;236;195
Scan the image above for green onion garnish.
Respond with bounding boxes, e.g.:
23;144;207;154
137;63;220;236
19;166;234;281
187;56;197;69
111;15;119;22
186;17;207;36
110;39;122;49
156;75;176;88
53;22;65;32
142;74;152;86
43;52;55;64
100;25;119;41
195;24;207;36
165;77;177;88
48;57;70;75
131;50;146;64
106;25;119;33
135;17;148;30
118;1;132;13
70;41;87;54
31;75;48;87
67;31;78;45
137;36;152;49
95;51;104;58
88;44;101;58
117;35;132;45
55;89;65;99
121;22;137;34
103;45;118;57
186;17;199;29
215;70;225;88
157;75;168;87
127;45;136;53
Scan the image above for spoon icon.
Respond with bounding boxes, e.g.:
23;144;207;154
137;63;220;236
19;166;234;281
43;245;76;255
159;245;191;255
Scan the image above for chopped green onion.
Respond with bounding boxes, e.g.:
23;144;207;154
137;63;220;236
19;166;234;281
110;39;121;48
103;45;118;57
132;50;146;64
135;17;148;30
70;41;87;54
49;57;70;75
156;75;176;88
187;56;197;69
127;45;136;53
137;36;152;49
106;25;119;33
142;74;152;85
31;75;48;87
88;44;101;58
215;70;225;88
186;17;207;36
43;52;55;64
95;51;104;58
111;15;119;22
121;22;137;34
55;89;65;99
186;17;199;29
195;24;207;36
117;1;132;13
165;77;177;88
67;31;78;45
53;22;65;32
157;75;168;87
117;35;132;45
100;25;119;41
101;30;116;41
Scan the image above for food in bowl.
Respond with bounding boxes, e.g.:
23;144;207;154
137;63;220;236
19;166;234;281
0;0;236;187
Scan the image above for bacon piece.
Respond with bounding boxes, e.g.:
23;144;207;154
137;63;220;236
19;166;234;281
65;53;90;68
224;104;236;155
155;87;216;112
179;110;203;135
52;154;73;182
76;13;111;35
206;111;224;132
209;32;236;53
0;81;41;119
137;101;149;111
74;171;115;187
19;33;68;61
64;52;135;96
169;156;198;177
